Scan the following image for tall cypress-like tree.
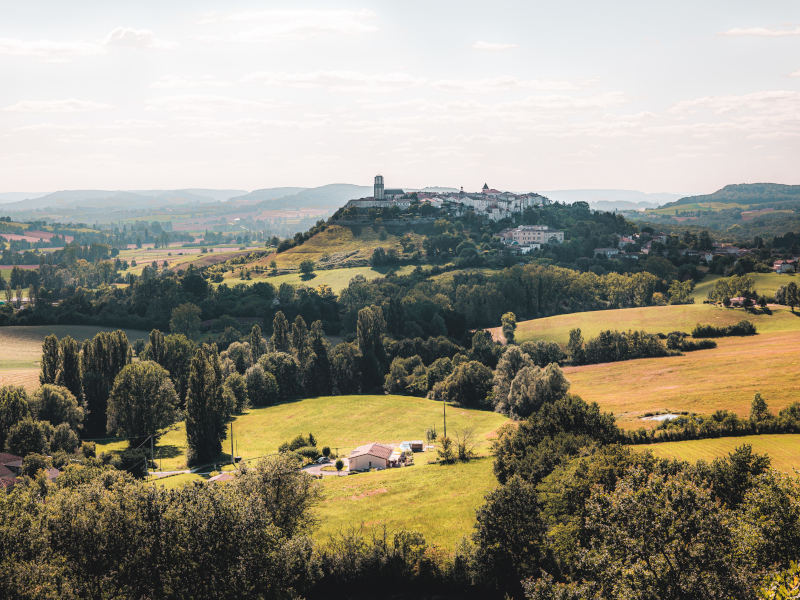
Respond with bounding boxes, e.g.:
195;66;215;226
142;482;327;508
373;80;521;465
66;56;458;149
290;315;310;358
185;344;227;466
56;336;82;400
249;324;267;361
146;329;166;364
356;306;387;392
80;330;131;437
40;334;59;386
306;321;332;397
271;311;291;353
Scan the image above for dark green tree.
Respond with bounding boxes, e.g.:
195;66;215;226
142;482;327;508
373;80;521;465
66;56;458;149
185;344;227;466
501;311;517;345
107;361;178;447
249;324;267;361
0;385;30;451
6;418;52;456
56;336;82;399
244;364;279;407
356;305;387;391
169;302;201;339
40;334;59;386
31;384;84;431
223;372;249;413
80;330;131;437
271;310;291;353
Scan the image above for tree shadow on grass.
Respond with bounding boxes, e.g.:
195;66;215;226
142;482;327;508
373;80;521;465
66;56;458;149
300;273;317;281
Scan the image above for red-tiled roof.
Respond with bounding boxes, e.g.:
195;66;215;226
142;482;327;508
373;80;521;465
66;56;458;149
349;443;393;460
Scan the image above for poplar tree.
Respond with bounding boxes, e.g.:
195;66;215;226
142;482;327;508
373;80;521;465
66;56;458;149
271;311;291;353
56;336;82;400
40;334;59;386
80;330;131;437
356;305;387;391
249;324;267;361
185;344;227;466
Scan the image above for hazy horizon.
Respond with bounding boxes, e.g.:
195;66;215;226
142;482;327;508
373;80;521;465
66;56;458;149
2;0;798;193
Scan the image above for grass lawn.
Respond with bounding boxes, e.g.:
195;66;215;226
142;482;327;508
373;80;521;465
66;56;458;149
222;265;416;293
314;457;497;549
637;434;800;473
0;325;147;392
691;272;798;302
566;329;800;429
97;395;509;471
495;303;800;346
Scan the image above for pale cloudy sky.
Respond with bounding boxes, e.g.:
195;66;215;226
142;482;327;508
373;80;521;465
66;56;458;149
1;0;799;194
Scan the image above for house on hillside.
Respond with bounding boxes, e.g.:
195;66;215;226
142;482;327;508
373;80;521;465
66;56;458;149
0;452;59;491
773;259;797;273
594;247;620;258
348;442;394;471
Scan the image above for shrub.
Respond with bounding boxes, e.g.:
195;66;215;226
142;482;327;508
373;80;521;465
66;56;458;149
692;320;757;338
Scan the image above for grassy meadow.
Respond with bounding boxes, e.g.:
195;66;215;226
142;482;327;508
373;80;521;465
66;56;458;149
691;272;796;302
638;434;800;473
97;394;509;471
496;302;800;346
489;304;800;428
314;457;497;549
0;325;147;392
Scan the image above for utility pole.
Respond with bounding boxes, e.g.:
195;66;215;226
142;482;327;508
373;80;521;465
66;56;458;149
230;423;235;466
443;398;447;439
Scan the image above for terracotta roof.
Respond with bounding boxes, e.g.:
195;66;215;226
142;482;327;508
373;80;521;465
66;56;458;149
349;443;393;460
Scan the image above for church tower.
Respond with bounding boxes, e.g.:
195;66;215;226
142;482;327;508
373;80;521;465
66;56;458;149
374;174;385;200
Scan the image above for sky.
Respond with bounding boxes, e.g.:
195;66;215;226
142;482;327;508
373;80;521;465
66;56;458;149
1;0;799;195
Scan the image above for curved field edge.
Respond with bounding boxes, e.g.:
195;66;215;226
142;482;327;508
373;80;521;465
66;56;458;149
96;394;509;471
636;434;800;473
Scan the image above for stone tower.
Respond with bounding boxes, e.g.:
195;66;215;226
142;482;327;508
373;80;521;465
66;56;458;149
374;174;385;200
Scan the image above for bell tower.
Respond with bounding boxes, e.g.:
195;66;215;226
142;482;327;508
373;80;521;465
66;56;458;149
374;174;385;200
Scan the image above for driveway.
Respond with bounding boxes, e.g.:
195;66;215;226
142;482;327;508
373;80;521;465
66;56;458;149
303;458;348;477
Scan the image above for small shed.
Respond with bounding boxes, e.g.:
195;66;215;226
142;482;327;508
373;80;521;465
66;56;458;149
348;443;394;472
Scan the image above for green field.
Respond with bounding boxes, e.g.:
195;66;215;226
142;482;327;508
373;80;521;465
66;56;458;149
648;202;748;215
638;434;800;473
221;265;416;293
314;457;496;549
496;303;800;346
0;325;148;392
691;272;797;302
97;395;509;471
490;304;800;429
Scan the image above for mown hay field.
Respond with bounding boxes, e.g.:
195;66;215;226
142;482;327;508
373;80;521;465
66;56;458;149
638;434;800;473
0;325;147;391
494;303;800;346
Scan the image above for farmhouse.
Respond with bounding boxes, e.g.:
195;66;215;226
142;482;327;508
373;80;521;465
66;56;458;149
773;259;797;273
0;452;59;490
348;442;394;472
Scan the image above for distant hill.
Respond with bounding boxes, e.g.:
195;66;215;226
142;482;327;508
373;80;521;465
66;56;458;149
662;183;800;208
226;187;307;206
2;189;247;211
0;192;48;204
250;184;372;211
540;189;682;210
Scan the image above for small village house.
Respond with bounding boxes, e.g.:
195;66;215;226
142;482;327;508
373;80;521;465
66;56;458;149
348;442;394;472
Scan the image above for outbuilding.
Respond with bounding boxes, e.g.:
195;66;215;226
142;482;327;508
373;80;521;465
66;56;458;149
348;442;394;472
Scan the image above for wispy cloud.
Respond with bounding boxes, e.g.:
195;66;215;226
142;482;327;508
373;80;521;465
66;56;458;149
103;27;177;49
432;77;580;92
197;9;378;40
0;38;101;62
721;25;800;37
145;95;273;113
242;70;423;91
3;99;112;112
0;28;176;62
150;75;231;89
472;40;518;51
